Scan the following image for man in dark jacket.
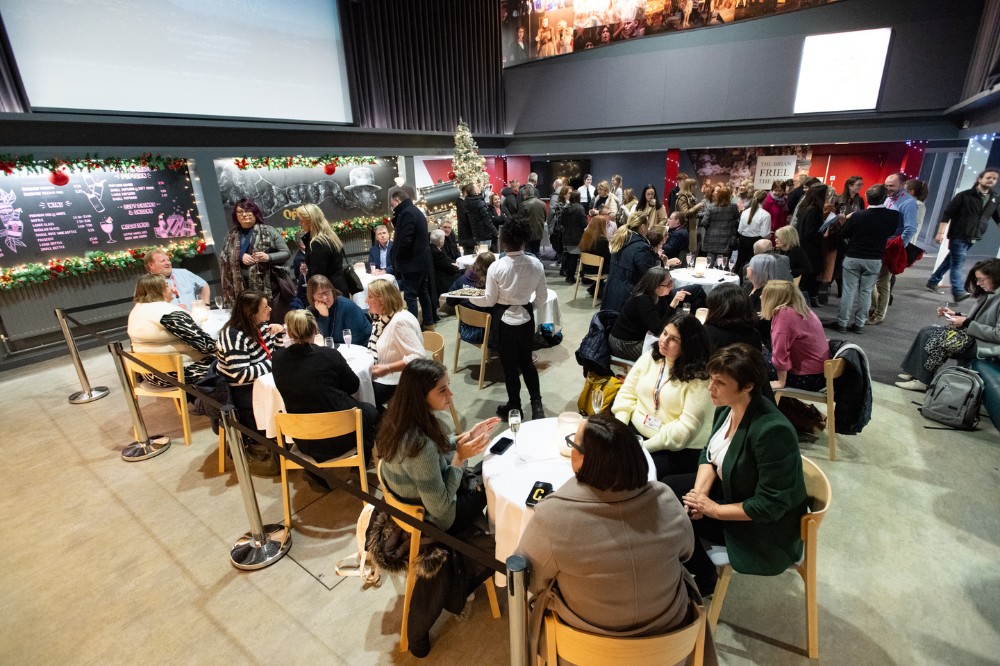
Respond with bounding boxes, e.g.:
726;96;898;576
455;195;475;254
662;212;689;260
500;180;519;219
390;191;436;328
518;184;547;256
463;182;498;251
926;167;999;299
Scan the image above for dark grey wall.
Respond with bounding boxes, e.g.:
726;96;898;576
505;0;983;137
588;153;667;199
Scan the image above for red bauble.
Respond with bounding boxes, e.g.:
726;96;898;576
48;169;69;186
323;163;337;175
448;170;456;181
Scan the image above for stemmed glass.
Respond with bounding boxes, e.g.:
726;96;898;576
509;409;523;465
342;329;353;347
214;296;224;310
325;336;336;349
686;253;696;269
590;388;604;415
718;256;729;273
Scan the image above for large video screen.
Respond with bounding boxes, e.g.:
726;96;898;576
794;28;892;114
0;0;352;123
501;0;842;67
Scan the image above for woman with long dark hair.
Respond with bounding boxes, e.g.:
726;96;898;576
631;184;668;230
611;314;714;478
796;184;828;306
734;190;771;280
219;197;291;315
703;282;763;351
608;267;690;361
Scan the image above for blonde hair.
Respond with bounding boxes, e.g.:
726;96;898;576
610;214;646;253
296;203;343;252
134;273;168;304
143;248;168;270
284;309;318;343
679;178;697;195
597;180;610;195
775;225;800;250
367;279;406;316
760;279;811;320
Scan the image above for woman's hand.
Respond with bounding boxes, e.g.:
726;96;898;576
950;315;967;328
465;417;501;441
371;364;391;378
298;262;308;277
683;489;719;520
241;253;256;266
936;306;954;318
267;323;284;336
670;289;691;309
252;251;270;263
455;431;490;463
314;301;330;318
666;257;682;268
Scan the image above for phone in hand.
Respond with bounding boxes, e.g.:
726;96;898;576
489;436;514;455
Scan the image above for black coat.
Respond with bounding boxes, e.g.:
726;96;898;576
941;186;1000;241
560;203;587;248
390;198;432;274
580;236;611;273
500;187;518;218
456;198;473;249
465;193;497;241
797;206;825;273
603;232;659;312
304;234;348;295
489;205;507;232
443;233;461;261
780;245;812;279
430;244;461;302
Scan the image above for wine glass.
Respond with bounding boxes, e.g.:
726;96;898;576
590;388;604;415
100;218;116;243
680;303;692;316
508;409;522;462
325;336;336;349
686;253;695;269
214;296;224;310
342;329;353;347
719;256;730;273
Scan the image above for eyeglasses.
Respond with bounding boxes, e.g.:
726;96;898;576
237;211;255;217
564;434;584;454
659;282;673;289
976;276;990;284
315;290;334;297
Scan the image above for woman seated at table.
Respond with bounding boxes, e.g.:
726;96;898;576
306;275;371;346
273;309;377;464
517;414;694;651
366;279;425;406
774;225;813;283
604;216;659;312
127;273;216;389
896;259;1000;392
378;359;500;533
612;314;714;478
577;214;612;298
429;228;461;306
663;343;807;596
216;290;285;472
703;282;763;352
449;252;496;345
759;280;830;391
608;267;689;361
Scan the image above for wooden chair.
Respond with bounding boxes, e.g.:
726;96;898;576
544;602;706;666
574;252;609;307
273;410;368;528
376;462;501;653
793;275;802;287
453;305;493;390
423;330;462;430
124;352;192;446
775;357;846;461
705;456;831;659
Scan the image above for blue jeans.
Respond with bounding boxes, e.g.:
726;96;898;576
838;257;882;328
928;238;970;296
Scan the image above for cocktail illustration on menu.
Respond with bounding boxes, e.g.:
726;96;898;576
83;173;106;213
0;188;26;253
101;216;117;243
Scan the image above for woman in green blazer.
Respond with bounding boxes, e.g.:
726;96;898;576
664;343;807;596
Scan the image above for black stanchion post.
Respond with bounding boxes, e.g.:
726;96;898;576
108;342;171;461
57;308;109;404
506;555;529;666
220;406;291;570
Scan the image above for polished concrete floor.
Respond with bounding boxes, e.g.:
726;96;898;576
2;270;998;665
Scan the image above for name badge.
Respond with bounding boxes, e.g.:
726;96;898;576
643;414;663;429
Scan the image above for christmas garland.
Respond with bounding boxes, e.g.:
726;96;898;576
276;215;391;241
232;155;378;171
0;239;206;291
0;153;188;175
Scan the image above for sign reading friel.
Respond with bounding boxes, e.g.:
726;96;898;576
0;166;200;267
753;156;798;190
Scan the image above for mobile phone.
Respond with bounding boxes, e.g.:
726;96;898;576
525;481;554;507
489;436;514;455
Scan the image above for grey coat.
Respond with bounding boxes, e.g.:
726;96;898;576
967;291;1000;359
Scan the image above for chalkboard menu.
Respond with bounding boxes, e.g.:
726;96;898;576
0;166;200;267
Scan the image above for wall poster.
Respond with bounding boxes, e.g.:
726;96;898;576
687;145;812;192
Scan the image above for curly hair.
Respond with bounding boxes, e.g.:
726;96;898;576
650;314;711;382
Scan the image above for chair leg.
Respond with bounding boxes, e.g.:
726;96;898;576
591;272;601;308
218;429;226;475
400;565;418;652
485;578;501;619
453;328;461;373
827;395;836;461
707;565;733;631
280;459;292;529
573;267;581;301
179;396;192;446
479;345;487;390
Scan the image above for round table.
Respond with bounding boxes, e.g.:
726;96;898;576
445;288;562;326
352;270;398;310
670;267;739;294
482;417;656;586
456;254;476;270
199;308;230;340
252;344;375;437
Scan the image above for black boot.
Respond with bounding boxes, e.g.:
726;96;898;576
530;398;545;421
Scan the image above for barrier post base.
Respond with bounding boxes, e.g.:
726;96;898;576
121;435;171;461
230;523;291;570
69;386;110;404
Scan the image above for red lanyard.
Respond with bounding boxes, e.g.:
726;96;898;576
652;361;667;411
169;275;179;300
256;330;272;360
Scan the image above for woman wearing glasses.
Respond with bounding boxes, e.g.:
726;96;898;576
305;275;371;346
896;259;1000;392
517;415;695;654
607;267;690;361
219;197;291;316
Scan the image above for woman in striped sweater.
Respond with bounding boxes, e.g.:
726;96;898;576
216;290;285;439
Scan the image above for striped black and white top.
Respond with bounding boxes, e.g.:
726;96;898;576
216;323;278;385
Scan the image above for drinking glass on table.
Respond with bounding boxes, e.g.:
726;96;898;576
214;296;224;310
680;302;692;316
370;263;377;274
325;336;336;349
342;329;353;347
509;409;524;465
590;387;604;415
686;253;696;269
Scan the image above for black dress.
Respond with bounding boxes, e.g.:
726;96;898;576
304;235;349;295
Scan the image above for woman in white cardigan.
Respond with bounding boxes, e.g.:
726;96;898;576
611;314;714;479
366;279;425;406
734;189;772;280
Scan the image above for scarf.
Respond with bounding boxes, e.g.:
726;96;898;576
221;223;281;306
367;314;391;360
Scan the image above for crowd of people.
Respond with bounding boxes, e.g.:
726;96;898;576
124;163;999;658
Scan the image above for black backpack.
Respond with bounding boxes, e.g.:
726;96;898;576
919;366;984;430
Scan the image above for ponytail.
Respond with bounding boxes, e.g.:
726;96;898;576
609;224;631;254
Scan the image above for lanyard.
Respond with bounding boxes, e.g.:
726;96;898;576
255;329;272;360
169;275;179;300
652;360;667;411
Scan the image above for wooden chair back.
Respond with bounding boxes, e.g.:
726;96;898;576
124;351;191;446
422;331;445;363
455;304;492;329
454;305;493;390
575;252;608;306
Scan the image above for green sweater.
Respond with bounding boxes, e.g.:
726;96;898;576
380;428;461;529
699;394;807;575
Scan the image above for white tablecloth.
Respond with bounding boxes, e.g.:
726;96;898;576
456;254;476;270
482;417;656;586
446;288;561;326
252;344;375;437
352;270;398;310
198;309;230;340
670;267;739;294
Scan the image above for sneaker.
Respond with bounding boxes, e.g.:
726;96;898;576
898;373;913;381
895;379;928;392
824;320;848;333
924;282;942;294
954;291;972;303
848;324;863;334
868;315;884;326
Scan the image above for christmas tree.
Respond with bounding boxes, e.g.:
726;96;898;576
452;119;486;189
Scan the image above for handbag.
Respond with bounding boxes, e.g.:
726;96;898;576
341;250;364;294
926;326;974;356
